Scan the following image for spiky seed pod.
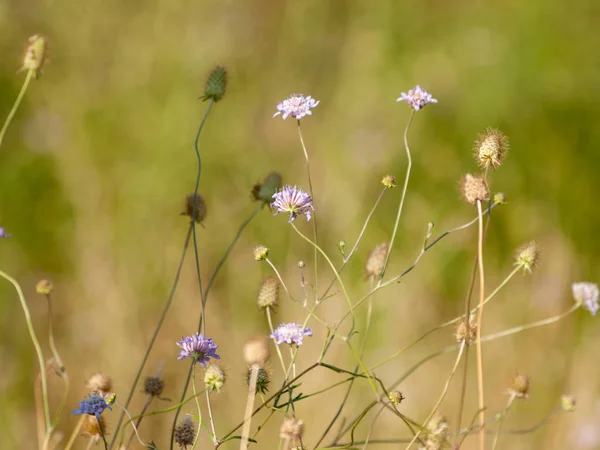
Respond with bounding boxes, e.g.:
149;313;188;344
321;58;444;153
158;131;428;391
508;373;530;399
254;245;269;261
22;35;47;77
365;243;388;278
388;390;405;405
257;277;280;310
182;194;207;224
459;174;489;205
86;373;113;394
279;417;304;442
202;66;227;102
174;417;195;449
243;337;270;367
204;364;226;393
36;279;54;295
247;367;270;394
514;241;540;274
81;414;107;442
423;414;449;450
474;128;509;170
382;175;397;188
455;315;477;344
144;376;165;397
252;172;283;203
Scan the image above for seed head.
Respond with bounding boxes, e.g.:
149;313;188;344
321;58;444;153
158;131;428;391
174;417;195;449
252;172;283;203
36;279;54;295
423;414;449;450
459;174;489;205
21;35;47;77
254;245;269;261
474;128;509;170
201;66;227;103
494;192;507;205
365;243;388;278
455;315;477;344
572;282;599;316
560;394;576;412
204;364;226;393
514;241;540;274
182;194;207;224
388;390;405;405
243;337;270;367
280;417;305;442
247;367;270;394
81;415;107;442
144;376;165;397
508;373;530;399
257;277;280;310
382;175;397;188
86;373;113;394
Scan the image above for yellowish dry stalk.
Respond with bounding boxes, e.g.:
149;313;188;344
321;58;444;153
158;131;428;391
475;199;486;450
240;364;259;450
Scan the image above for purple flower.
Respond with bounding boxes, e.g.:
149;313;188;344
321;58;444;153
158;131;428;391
273;94;319;120
177;333;220;366
396;85;437;111
72;395;112;422
0;228;11;238
270;323;312;346
271;185;314;223
572;282;599;316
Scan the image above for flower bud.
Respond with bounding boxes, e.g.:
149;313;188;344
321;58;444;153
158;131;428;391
514;241;540;274
382;174;397;188
257;277;280;310
254;245;269;261
252;172;282;203
459;174;489;205
474;128;508;170
365;243;388;278
36;279;54;295
22;35;47;77
204;364;226;393
202;66;227;103
388;390;405;405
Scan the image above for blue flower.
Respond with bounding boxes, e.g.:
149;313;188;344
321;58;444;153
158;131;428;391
271;185;315;223
270;323;312;346
0;228;11;238
72;395;112;421
177;333;220;366
396;85;437;111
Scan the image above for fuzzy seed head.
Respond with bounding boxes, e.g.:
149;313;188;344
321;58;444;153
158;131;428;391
202;66;227;102
365;243;388;278
422;414;449;450
143;376;165;397
204;364;226;393
247;367;270;394
494;192;507;205
182;194;207;224
243;337;270;367
86;373;113;394
459;174;489;205
280;417;305;442
254;245;269;261
36;279;54;295
174;417;195;449
515;241;540;274
474;128;509;170
252;172;283;203
257;277;280;310
508;373;530;399
388;390;405;405
81;414;107;442
560;394;576;412
22;35;47;77
455;315;477;344
382;175;397;188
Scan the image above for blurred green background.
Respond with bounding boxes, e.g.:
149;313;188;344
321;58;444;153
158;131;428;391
1;0;599;448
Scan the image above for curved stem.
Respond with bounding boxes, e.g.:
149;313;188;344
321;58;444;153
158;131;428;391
0;69;34;149
191;365;204;449
491;394;515;450
266;307;288;373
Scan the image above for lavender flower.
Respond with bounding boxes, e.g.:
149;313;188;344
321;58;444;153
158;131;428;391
271;185;315;222
0;227;11;238
572;282;599;316
396;85;437;111
177;332;220;366
273;94;319;120
270;323;312;346
72;395;112;422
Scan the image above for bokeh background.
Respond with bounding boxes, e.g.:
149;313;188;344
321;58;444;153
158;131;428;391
1;0;599;448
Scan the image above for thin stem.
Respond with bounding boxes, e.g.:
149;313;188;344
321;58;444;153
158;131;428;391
191;365;204;449
0;69;34;149
240;365;259;450
63;417;83;450
124;395;152;449
379;110;415;282
491;394;516;450
266;306;288;373
114;401;149;449
266;258;297;303
205;390;218;444
361;405;386;450
0;270;50;429
475;200;486;450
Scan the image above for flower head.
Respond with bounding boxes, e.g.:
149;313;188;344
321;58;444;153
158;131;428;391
388;390;405;405
0;227;11;238
176;333;220;366
280;417;305;442
72;395;112;422
86;373;113;394
572;282;599;316
396;85;437;111
365;243;389;278
201;66;227;103
474;128;509;170
144;376;165;397
21;35;47;78
382;175;397;188
273;94;319;120
515;241;540;274
204;364;226;393
174;417;195;449
508;373;530;399
254;245;269;261
257;277;280;310
271;185;314;222
270;323;312;346
459;174;489;205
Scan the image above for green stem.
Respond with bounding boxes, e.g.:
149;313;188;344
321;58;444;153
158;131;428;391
0;69;34;149
171;362;195;450
191;365;204;449
491;394;516;450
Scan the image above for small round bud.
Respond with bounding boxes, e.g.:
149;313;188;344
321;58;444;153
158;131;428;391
493;192;507;205
455;315;477;344
247;367;270;394
388;390;405;405
144;376;165;397
86;373;112;394
298;261;305;269
22;35;47;77
426;414;449;444
257;277;280;310
252;172;283;203
474;128;509;170
182;194;207;224
174;417;196;449
280;417;304;442
459;174;489;205
339;240;346;249
365;243;388;278
105;393;116;405
514;241;540;274
426;222;435;239
202;66;228;103
508;373;530;399
204;364;226;393
560;394;576;412
382;174;397;188
254;245;269;261
243;337;270;367
36;279;54;295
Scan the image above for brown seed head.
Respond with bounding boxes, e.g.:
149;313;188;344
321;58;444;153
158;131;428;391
508;373;530;399
280;417;305;442
182;194;207;224
86;373;112;394
474;128;509;170
459;174;489;205
243;337;270;367
81;415;107;442
455;315;477;344
257;277;280;310
174;417;195;449
144;376;165;397
365;243;388;278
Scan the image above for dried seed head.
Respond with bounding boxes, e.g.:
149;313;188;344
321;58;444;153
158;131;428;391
257;277;280;310
254;245;269;261
252;172;283;203
508;373;530;399
143;376;165;397
182;194;207;224
36;279;54;295
572;282;599;316
455;315;477;344
388;390;405;405
86;373;113;394
174;417;195;449
243;337;270;367
560;394;576;412
204;364;226;393
424;414;449;450
474;128;509;170
22;35;47;77
493;192;507;205
382;174;397;188
81;414;107;442
280;417;305;442
515;241;540;274
202;66;228;103
459;174;489;205
365;243;388;278
247;366;270;394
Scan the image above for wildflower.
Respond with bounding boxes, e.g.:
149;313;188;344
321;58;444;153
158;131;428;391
280;417;305;442
494;192;507;205
270;323;312;346
181;193;207;224
560;394;576;412
572;282;599;316
365;243;388;278
201;66;227;103
388;390;405;405
21;35;47;77
144;376;165;397
396;85;437;111
248;367;270;394
508;373;530;399
254;245;269;261
72;395;112;422
514;241;540;274
382;175;397;188
455;315;477;344
243;337;270;367
36;279;54;295
271;185;315;222
0;227;11;238
273;94;319;120
421;414;449;450
176;333;220;366
204;364;226;393
252;172;283;203
257;277;280;310
459;174;489;205
81;415;107;442
474;128;509;170
86;373;113;394
174;417;195;449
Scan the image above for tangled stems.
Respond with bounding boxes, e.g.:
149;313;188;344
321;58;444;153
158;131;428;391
0;69;34;150
475;200;486;450
491;393;516;450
